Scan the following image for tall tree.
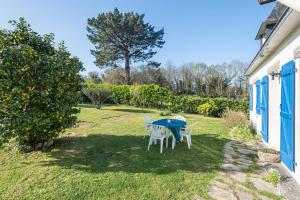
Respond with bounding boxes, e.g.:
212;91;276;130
87;8;165;84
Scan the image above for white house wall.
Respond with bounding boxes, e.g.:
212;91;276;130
268;76;281;151
249;24;300;184
294;58;300;183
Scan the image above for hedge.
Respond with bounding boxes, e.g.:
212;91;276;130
83;83;249;117
111;85;131;104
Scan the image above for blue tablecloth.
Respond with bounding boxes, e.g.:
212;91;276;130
152;119;186;141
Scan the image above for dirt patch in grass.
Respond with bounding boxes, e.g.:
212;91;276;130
101;114;129;120
74;121;95;128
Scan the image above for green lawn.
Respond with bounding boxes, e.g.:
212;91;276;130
0;105;230;200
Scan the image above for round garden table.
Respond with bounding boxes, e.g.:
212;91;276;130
152;119;186;141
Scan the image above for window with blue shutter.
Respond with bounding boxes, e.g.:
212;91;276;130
280;60;296;172
256;80;261;114
250;84;253;111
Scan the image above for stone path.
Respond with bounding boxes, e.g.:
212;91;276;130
208;140;282;200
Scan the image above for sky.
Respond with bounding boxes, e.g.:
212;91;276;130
0;0;275;74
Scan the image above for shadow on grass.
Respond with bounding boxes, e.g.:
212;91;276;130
113;108;154;113
78;104;117;109
78;104;97;108
78;104;153;114
39;134;229;174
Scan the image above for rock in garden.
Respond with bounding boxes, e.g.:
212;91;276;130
46;139;54;148
208;185;237;200
35;143;43;151
234;190;253;200
227;170;248;182
258;149;280;163
222;163;241;172
250;177;279;195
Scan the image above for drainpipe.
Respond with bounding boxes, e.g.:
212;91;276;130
278;0;300;13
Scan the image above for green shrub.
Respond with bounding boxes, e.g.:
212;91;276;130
229;125;255;140
185;97;209;113
79;91;92;104
169;96;248;117
2;137;33;152
263;169;281;186
111;85;131;104
167;96;208;114
167;95;187;113
139;84;172;108
227;99;249;115
0;18;83;149
197;99;218;117
83;86;112;109
160;110;172;116
130;85;142;106
84;79;101;88
109;84;173;108
0;118;9;146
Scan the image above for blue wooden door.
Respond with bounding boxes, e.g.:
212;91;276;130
261;76;269;143
280;61;295;172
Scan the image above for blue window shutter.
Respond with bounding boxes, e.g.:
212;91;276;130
261;75;269;142
250;85;253;111
280;60;296;172
256;80;261;114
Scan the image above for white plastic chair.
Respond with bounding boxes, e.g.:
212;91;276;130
172;115;186;122
148;125;169;154
172;123;197;150
144;116;152;138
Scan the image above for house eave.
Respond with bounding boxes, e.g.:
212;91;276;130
278;0;300;13
245;8;299;76
258;0;276;5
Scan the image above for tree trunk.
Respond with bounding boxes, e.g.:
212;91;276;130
124;56;131;85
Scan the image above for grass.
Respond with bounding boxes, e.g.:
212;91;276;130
229;125;255;141
0;104;230;200
264;169;281;186
243;180;283;200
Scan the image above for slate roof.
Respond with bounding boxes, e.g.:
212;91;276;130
255;2;288;40
258;0;276;5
